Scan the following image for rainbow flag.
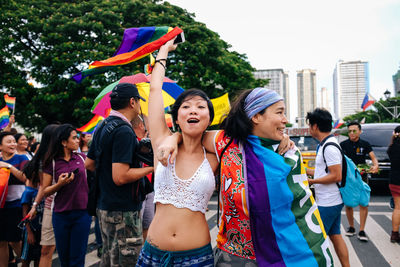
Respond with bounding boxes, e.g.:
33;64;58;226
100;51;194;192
77;115;104;134
72;26;183;83
361;93;375;111
0;106;10;130
243;136;332;266
4;94;16;110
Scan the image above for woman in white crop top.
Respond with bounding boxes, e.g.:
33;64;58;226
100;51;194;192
136;39;219;266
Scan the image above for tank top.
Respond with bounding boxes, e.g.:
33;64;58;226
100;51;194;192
153;147;215;214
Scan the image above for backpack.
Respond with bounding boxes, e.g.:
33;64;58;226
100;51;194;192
322;142;371;207
87;116;145;216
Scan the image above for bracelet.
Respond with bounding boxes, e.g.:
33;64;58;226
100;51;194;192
155;59;166;70
7;164;12;170
32;201;38;206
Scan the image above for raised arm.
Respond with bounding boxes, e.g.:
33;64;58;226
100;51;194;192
148;39;177;150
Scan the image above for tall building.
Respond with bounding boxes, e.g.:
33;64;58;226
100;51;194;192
297;69;317;127
393;68;400;97
254;69;290;121
320;87;330;111
333;60;369;118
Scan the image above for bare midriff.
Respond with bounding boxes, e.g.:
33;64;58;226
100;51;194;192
146;203;211;251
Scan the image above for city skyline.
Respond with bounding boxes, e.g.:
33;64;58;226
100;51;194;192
254;69;290;121
166;0;400;122
297;69;317;126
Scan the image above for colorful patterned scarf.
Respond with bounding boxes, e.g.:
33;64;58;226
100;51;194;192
243;135;333;267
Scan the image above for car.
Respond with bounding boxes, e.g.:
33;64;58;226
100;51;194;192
340;123;400;186
285;128;318;169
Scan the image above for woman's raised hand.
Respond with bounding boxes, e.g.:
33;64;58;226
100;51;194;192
160;38;178;53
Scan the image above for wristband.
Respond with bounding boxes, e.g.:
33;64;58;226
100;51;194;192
32;202;38;206
7;164;12;170
155;59;166;70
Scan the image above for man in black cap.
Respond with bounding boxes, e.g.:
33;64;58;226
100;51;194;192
85;83;154;266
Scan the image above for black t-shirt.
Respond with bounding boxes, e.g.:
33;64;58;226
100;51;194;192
340;138;372;165
387;143;400;185
87;116;141;212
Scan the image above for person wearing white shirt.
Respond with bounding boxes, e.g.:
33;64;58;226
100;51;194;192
305;108;350;267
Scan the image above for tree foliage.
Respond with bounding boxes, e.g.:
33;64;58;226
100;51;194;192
343;97;400;124
0;0;266;131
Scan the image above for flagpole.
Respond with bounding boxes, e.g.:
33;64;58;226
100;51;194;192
370;94;396;118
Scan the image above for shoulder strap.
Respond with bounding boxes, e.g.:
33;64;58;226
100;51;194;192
217;137;234;226
321;142;347;188
75;153;87;179
93;117;132;168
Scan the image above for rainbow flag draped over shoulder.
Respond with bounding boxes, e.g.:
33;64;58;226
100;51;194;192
243;136;332;266
4;94;16;110
77;115;104;134
72;26;183;83
0;106;10;130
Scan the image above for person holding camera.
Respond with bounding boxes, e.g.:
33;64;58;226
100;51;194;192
41;124;91;267
85;83;154;267
132;116;155;241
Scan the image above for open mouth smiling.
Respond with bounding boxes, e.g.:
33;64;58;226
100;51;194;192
187;118;200;124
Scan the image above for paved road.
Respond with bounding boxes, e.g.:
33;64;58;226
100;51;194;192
51;193;398;267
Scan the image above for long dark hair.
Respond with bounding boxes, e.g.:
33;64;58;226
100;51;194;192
43;124;75;169
171;89;214;128
220;89;266;143
23;124;59;187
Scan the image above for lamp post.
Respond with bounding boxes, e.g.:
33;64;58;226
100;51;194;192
383;89;400;119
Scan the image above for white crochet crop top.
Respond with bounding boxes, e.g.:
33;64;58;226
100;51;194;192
153;148;215;214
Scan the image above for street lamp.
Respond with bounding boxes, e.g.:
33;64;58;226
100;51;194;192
381;89;400;119
384;89;391;99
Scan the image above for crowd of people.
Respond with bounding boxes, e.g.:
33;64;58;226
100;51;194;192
0;38;399;267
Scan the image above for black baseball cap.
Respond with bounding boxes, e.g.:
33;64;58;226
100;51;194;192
111;83;146;101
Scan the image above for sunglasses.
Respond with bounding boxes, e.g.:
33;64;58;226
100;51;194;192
348;130;359;134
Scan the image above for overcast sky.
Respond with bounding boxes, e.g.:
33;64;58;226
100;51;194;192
166;0;400;121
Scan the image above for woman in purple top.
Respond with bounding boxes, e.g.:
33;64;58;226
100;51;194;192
41;124;91;267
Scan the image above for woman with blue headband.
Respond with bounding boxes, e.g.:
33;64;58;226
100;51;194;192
159;88;333;266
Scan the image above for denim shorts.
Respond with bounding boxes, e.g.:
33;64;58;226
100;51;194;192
137;241;214;266
318;203;344;235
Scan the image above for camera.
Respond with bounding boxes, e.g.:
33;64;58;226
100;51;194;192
135;138;154;166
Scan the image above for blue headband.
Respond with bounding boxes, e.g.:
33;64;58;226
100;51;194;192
244;87;283;119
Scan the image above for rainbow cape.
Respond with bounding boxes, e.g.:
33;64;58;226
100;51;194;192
4;94;16;110
243;136;332;266
0;106;10;130
77;114;104;134
72;26;183;83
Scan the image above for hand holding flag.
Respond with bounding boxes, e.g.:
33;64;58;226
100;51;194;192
72;26;183;83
